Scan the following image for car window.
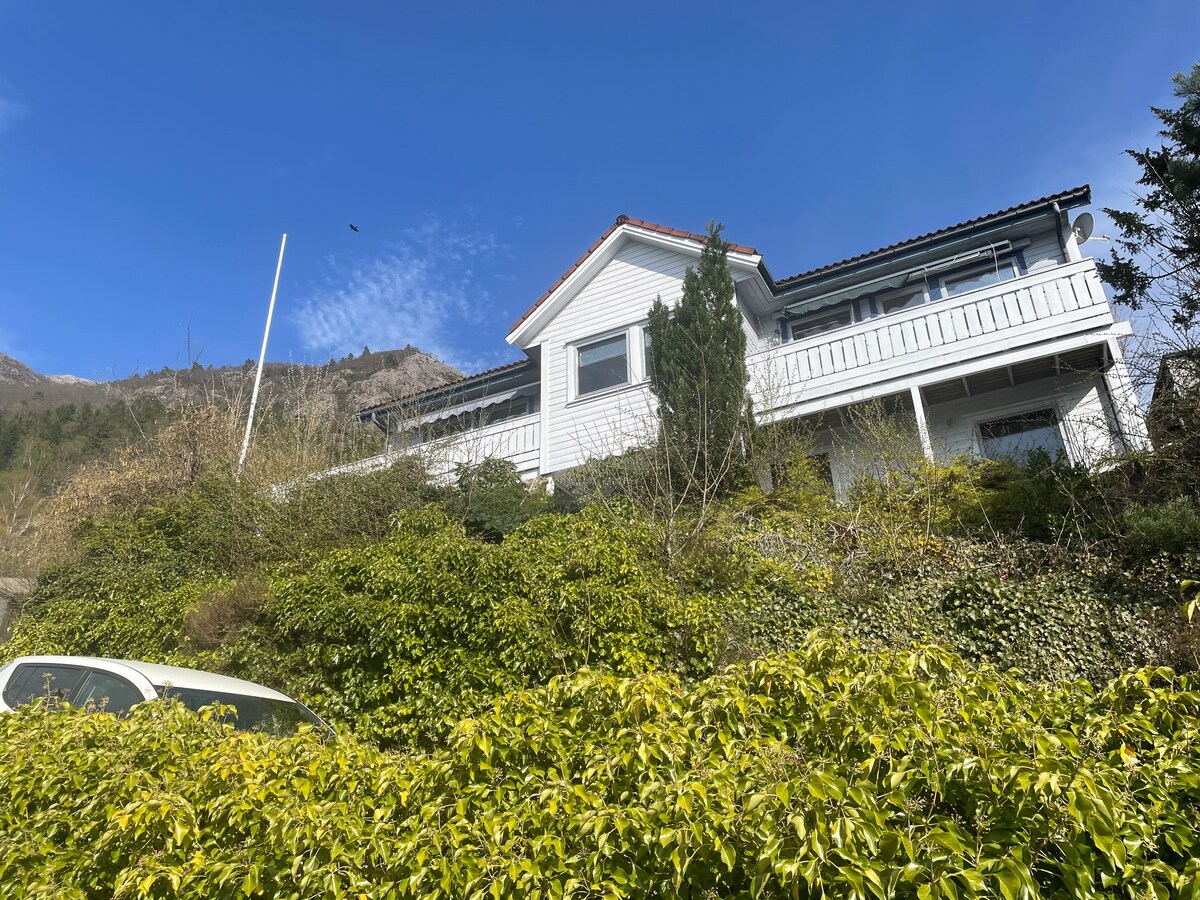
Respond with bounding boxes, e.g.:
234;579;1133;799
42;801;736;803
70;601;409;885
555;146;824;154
3;664;87;708
72;670;144;715
157;685;329;737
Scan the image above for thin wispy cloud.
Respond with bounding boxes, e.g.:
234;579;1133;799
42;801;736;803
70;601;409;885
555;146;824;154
293;222;506;373
0;79;26;134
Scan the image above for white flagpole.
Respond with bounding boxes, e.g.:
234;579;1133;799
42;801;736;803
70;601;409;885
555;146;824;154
238;233;287;478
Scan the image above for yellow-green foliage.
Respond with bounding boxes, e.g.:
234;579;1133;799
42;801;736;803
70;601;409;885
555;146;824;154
234;506;731;748
4;504;232;661
3;633;1200;898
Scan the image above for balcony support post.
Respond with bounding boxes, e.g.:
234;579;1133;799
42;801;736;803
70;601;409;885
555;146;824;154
909;385;934;460
1103;337;1151;452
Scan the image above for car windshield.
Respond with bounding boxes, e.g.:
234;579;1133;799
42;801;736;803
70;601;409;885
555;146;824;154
155;685;329;737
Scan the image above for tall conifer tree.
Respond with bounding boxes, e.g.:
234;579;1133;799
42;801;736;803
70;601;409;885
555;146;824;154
1097;62;1200;332
646;221;754;498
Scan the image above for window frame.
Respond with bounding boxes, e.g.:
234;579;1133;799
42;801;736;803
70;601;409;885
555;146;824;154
571;329;633;401
787;305;855;342
940;256;1020;298
976;407;1068;464
71;668;146;715
3;663;87;708
877;284;928;316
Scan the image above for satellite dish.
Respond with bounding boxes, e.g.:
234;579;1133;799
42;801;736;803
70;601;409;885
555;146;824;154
1072;212;1094;245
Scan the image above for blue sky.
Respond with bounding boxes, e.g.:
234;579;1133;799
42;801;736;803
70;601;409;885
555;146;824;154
0;2;1197;379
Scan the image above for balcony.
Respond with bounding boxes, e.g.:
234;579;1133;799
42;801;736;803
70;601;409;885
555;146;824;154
420;411;541;478
750;258;1120;419
314;412;542;484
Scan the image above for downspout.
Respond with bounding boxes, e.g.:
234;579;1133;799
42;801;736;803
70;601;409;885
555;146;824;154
1052;202;1083;263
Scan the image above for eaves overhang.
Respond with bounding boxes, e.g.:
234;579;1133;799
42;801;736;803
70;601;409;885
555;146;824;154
772;185;1092;297
355;357;540;425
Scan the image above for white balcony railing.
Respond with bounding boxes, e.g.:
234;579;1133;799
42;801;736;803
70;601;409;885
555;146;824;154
419;412;541;478
750;258;1116;417
313;412;541;484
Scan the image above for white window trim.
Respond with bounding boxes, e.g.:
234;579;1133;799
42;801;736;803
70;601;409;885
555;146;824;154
877;284;928;316
973;402;1073;463
788;306;854;342
569;325;646;404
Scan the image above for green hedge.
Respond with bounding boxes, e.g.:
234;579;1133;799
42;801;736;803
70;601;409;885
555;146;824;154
3;633;1200;898
236;506;734;748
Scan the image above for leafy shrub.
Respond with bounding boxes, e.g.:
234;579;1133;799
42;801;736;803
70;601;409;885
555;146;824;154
182;575;268;649
967;451;1106;543
1123;496;1200;557
2;503;229;662
4;634;1200;897
442;457;551;540
722;496;1178;683
231;506;733;748
2;457;431;663
936;563;1164;682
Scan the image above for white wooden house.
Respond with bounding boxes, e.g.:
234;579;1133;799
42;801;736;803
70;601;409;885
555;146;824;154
353;186;1148;493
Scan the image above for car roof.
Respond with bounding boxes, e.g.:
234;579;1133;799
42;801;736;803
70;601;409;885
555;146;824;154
4;656;295;702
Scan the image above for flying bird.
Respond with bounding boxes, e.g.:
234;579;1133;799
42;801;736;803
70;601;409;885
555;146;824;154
349;224;360;232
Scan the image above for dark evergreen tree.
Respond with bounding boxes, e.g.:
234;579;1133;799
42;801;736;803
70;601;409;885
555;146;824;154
1097;62;1200;331
646;221;753;499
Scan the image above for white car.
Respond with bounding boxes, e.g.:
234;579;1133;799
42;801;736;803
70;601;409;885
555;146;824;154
0;655;332;738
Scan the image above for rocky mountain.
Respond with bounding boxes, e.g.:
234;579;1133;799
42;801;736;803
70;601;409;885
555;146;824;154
0;353;41;386
0;346;465;417
0;352;97;388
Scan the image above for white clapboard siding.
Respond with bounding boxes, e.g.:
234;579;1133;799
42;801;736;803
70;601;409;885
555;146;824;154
539;240;693;472
925;374;1119;466
1023;229;1066;273
750;259;1114;419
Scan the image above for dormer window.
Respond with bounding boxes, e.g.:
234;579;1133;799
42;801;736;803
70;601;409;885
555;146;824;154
942;257;1019;297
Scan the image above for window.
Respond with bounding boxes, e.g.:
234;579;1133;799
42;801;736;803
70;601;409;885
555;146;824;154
942;257;1018;297
642;329;653;381
577;334;629;396
788;307;853;341
979;409;1066;463
157;686;328;737
878;286;926;315
72;670;144;714
3;664;86;707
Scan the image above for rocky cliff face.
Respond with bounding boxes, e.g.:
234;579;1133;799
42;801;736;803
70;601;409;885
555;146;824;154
0;347;465;417
0;352;41;386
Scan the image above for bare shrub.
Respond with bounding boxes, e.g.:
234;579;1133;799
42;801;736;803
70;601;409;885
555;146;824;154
184;576;267;649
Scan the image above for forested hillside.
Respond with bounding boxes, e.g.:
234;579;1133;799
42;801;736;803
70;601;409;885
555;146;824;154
0;347;461;568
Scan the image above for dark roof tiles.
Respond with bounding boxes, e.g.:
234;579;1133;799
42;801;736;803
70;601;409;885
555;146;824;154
774;185;1091;288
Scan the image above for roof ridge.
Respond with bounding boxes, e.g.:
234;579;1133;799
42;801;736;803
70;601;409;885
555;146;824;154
507;215;758;335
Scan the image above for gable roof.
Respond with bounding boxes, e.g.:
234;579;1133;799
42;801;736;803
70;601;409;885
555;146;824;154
360;186;1095;417
507;215;759;335
774;185;1091;290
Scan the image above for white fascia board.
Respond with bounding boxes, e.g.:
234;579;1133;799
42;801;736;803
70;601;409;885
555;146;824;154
506;224;763;349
